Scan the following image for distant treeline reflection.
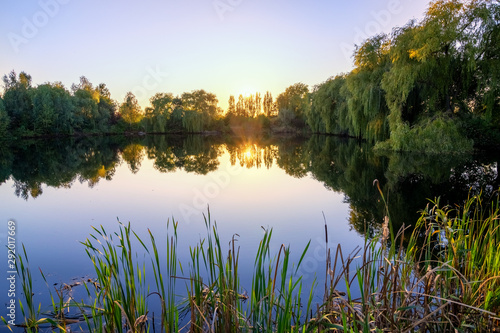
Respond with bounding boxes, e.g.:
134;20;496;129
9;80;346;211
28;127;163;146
1;135;498;236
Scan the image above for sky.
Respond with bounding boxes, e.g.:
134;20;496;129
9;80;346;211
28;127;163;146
0;0;430;110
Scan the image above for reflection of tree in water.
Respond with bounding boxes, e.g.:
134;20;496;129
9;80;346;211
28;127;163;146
305;135;387;237
226;142;277;170
225;136;309;175
0;146;14;185
225;137;277;170
3;137;121;199
275;142;308;178
2;135;499;240
13;179;44;200
121;143;145;174
144;135;222;175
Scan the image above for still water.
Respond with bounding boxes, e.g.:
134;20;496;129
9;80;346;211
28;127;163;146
0;134;498;330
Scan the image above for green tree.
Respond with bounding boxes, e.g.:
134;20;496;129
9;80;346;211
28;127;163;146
379;0;478;151
345;34;391;141
236;94;245;117
467;0;500;125
308;75;350;135
2;71;34;135
0;97;9;137
145;92;173;133
31;83;74;135
263;91;274;117
227;95;236;116
182;110;204;132
276;83;310;127
182;90;219;129
245;95;255;117
72;76;100;132
119;92;143;129
381;0;482;127
96;83;117;131
255;92;262;117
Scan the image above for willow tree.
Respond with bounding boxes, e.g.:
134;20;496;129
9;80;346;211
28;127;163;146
307;84;326;133
467;0;500;125
380;0;477;152
182;110;204;132
276;83;310;127
181;90;219;128
308;75;350;135
346;34;391;142
144;92;173;133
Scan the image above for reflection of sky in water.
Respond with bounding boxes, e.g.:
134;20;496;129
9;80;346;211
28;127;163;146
0;147;363;322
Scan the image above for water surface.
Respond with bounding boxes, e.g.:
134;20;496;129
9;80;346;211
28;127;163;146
0;134;498;330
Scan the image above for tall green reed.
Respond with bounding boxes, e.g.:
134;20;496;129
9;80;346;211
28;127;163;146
314;189;500;332
1;244;64;332
81;220;149;333
9;191;500;332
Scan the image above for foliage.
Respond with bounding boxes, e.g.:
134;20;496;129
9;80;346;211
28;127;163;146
345;34;391;142
308;75;349;135
5;191;500;332
276;83;310;128
305;0;500;152
31;83;75;135
2;0;499;148
182;110;204;132
2;71;34;136
1;72;118;137
119;92;143;129
262;91;275;117
144;93;174;133
72;77;101;132
313;191;500;332
181;90;220;130
0;97;10;138
375;115;473;153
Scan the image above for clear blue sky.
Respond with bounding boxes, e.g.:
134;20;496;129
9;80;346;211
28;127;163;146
0;0;429;109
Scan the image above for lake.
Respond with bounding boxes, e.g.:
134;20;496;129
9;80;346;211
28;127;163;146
0;134;498;331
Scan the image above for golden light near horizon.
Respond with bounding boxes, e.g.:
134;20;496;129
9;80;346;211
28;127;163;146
244;149;253;159
235;86;258;97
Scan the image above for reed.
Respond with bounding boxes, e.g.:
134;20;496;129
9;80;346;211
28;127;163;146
312;191;500;332
3;191;500;332
81;221;150;332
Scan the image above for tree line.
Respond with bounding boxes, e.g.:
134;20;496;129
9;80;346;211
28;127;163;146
0;72;227;137
0;0;498;152
307;0;500;152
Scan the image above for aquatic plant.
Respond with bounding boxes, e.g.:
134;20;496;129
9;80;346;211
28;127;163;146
3;191;500;332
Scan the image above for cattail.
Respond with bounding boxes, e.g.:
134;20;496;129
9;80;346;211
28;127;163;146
382;216;389;245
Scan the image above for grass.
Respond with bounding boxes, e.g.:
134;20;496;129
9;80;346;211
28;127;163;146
2;192;500;332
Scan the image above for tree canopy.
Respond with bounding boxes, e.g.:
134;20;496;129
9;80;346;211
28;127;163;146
1;0;498;152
